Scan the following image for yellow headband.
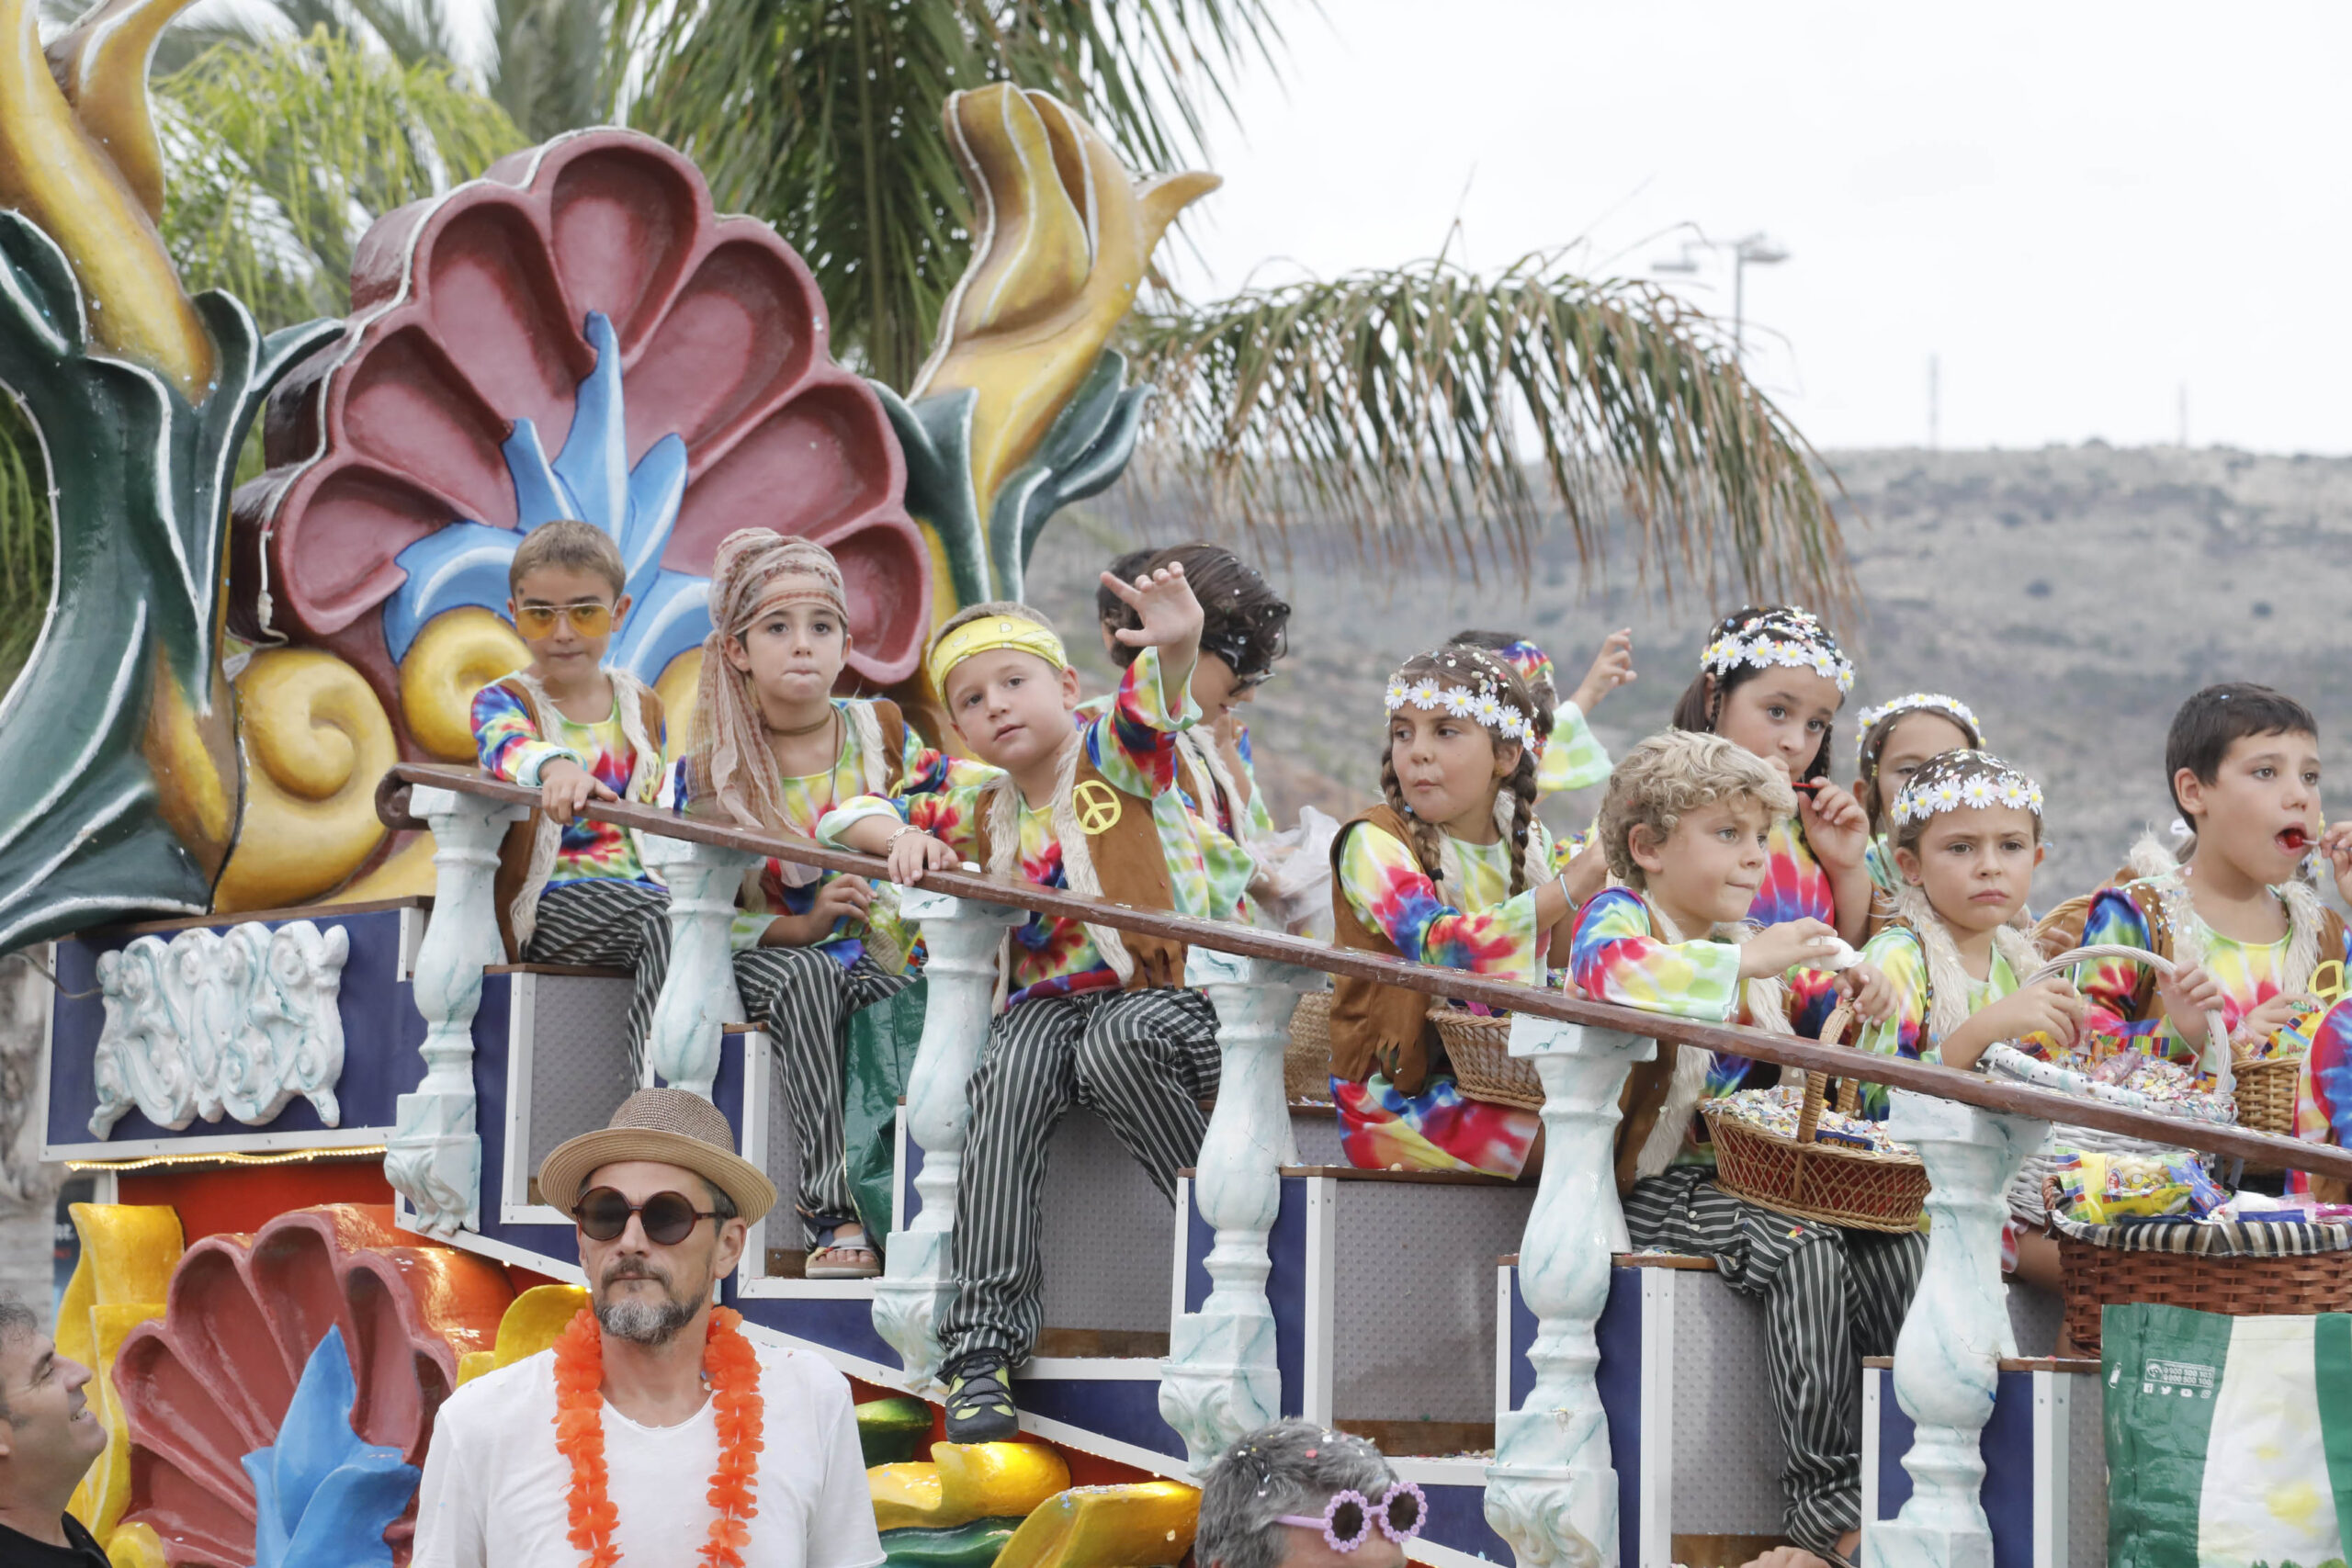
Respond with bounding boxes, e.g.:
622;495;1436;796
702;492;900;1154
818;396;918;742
926;615;1069;694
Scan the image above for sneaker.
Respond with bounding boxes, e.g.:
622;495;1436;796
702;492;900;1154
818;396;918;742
943;1352;1019;1443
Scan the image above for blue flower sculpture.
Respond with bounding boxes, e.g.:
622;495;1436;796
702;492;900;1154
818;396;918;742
240;1325;420;1568
381;310;708;684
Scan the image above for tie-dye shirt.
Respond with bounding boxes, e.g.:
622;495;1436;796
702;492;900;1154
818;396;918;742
659;700;995;972
471;680;662;889
1335;820;1557;984
1849;927;2027;1119
1076;695;1268;921
1536;702;1612;796
1752;816;1843;1035
1569;887;1785;1100
2074;876;2352;1063
821;649;1195;1008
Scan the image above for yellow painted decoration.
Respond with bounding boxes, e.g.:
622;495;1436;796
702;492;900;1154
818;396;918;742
105;1521;166;1568
992;1483;1201;1568
456;1349;495;1387
214;648;397;911
46;0;181;220
910;85;1216;525
141;653;238;883
488;1283;591;1371
870;1440;1072;1530
329;829;438;903
0;0;213;397
57;1205;184;1542
401;606;527;761
654;647;701;760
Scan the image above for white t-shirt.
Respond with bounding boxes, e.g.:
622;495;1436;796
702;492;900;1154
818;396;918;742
410;1340;884;1568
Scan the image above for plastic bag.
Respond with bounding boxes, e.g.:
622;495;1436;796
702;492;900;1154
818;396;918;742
2050;1148;2224;1224
1250;805;1340;941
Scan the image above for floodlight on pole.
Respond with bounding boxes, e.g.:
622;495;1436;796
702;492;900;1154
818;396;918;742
1651;230;1791;360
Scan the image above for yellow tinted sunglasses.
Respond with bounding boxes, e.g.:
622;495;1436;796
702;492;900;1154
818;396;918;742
514;601;614;639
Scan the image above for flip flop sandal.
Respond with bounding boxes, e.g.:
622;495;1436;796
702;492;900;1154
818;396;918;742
805;1226;881;1280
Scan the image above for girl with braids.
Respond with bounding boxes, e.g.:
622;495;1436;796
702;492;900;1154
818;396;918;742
1848;693;1984;909
1670;605;1873;1036
658;528;990;1280
1324;648;1577;1177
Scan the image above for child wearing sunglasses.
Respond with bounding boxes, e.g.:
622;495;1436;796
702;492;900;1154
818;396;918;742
471;519;673;1057
1092;543;1289;922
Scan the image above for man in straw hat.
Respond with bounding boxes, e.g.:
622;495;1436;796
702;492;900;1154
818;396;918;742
412;1089;884;1568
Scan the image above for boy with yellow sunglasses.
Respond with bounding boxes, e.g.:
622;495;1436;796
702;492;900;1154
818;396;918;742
471;520;672;1072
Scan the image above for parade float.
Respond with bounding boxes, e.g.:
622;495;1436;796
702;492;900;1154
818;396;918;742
10;2;2352;1566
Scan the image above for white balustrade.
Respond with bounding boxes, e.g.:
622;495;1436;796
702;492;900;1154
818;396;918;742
385;788;526;1237
1863;1093;2046;1568
1159;953;1318;1467
871;887;1025;1386
639;832;760;1097
1486;1016;1655;1568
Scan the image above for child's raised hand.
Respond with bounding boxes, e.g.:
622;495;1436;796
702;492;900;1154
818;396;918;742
1570;628;1635;714
1795;779;1869;871
2154;961;2227;1048
539;758;616;820
2318;820;2352;903
886;828;962;886
1101;563;1204;655
1740;917;1841;978
1837;960;1896;1022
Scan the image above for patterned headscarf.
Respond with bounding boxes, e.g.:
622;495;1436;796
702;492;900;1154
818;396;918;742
691;529;851;833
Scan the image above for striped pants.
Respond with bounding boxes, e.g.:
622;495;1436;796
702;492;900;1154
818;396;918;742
731;946;915;1248
520;880;672;1080
1623;1166;1926;1555
939;986;1221;1369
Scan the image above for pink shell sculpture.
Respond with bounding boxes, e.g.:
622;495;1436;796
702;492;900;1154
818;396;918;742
229;129;931;734
112;1204;513;1565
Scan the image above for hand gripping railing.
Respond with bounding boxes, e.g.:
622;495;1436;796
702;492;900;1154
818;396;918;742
378;764;2352;1568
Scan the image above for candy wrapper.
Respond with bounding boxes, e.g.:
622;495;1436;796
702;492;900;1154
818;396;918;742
2049;1148;2225;1224
1713;1085;1918;1157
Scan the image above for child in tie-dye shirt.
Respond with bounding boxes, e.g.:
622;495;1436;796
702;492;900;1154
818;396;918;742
1443;627;1634;797
1324;647;1577;1179
1848;693;1984;916
1667;605;1874;1036
1584;730;1913;1560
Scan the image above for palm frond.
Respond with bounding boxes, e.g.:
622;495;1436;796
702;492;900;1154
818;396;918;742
612;0;1286;389
154;31;526;332
489;0;610;141
1124;253;1853;610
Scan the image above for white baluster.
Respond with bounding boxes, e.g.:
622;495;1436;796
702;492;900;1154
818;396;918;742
385;787;526;1237
1863;1093;2046;1568
872;887;1024;1386
1159;952;1318;1467
640;833;760;1098
1486;1016;1655;1568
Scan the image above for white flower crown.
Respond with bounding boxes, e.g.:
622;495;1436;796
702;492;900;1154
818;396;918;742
1699;609;1855;694
1385;656;1539;749
1890;750;2043;827
1857;691;1980;740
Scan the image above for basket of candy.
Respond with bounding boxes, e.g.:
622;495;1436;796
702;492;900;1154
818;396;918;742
2044;1165;2352;1354
1284;988;1336;1103
1437;1006;1540;1110
1698;1006;1929;1232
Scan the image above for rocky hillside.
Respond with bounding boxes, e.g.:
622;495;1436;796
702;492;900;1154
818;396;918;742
1025;445;2352;905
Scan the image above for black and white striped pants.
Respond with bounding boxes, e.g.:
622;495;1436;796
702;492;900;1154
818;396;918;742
520;880;673;1081
730;945;915;1248
1623;1166;1926;1555
939;986;1221;1369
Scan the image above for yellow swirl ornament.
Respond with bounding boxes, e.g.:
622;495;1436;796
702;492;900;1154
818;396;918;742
400;606;527;761
213;648;397;911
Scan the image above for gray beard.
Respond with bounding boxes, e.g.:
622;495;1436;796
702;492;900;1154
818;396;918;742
594;1283;699;1347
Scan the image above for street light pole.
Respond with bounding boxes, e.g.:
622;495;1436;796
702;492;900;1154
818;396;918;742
1653;230;1789;364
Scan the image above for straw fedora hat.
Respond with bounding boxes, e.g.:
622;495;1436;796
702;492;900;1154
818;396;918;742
538;1088;777;1226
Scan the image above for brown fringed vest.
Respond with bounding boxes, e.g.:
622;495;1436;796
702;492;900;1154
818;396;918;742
1328;805;1450;1094
491;673;667;964
973;750;1188;992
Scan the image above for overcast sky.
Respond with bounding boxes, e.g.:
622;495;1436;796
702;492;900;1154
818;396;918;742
1159;1;2350;454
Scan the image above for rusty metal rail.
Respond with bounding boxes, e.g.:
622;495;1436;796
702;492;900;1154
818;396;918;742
381;762;2352;1183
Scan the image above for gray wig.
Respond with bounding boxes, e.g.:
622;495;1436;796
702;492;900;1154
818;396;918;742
1195;1420;1397;1568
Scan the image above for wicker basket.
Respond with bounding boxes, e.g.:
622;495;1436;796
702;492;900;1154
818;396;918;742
2046;1183;2352;1354
1698;1004;1931;1234
1285;989;1336;1103
1434;1007;1540;1110
2230;1051;2301;1139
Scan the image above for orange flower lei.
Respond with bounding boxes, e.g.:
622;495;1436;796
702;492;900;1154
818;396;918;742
551;1304;765;1568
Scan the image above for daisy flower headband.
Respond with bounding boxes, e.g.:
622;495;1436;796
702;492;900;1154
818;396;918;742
1857;692;1981;740
1699;607;1854;694
1385;650;1540;749
1891;750;2043;827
